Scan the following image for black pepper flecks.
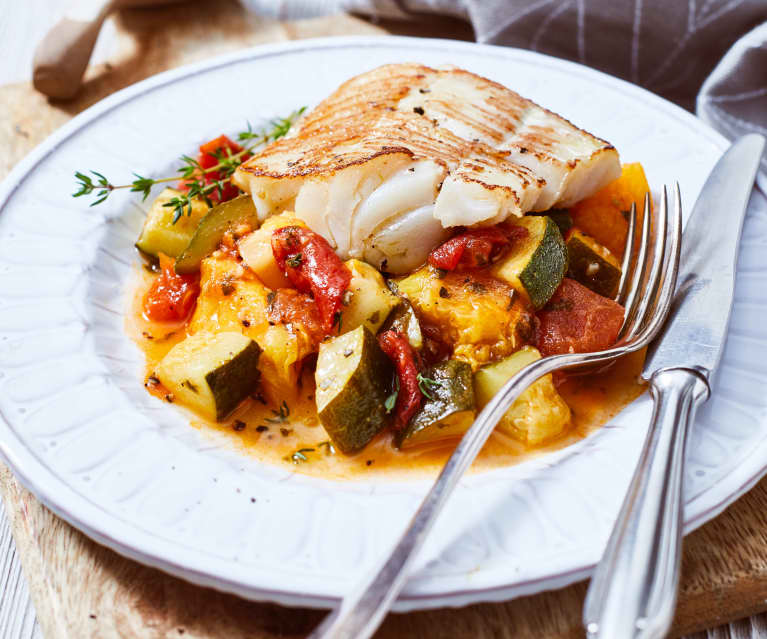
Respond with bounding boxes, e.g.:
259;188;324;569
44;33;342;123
221;281;235;296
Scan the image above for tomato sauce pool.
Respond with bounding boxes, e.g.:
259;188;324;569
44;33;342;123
127;266;647;481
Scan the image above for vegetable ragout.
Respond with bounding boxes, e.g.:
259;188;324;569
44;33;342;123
78;65;653;476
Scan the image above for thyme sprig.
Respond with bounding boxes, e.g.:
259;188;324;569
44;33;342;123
417;373;441;400
72;107;306;222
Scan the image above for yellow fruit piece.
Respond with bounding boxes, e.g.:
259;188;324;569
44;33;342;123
474;346;570;445
237;211;307;289
341;259;399;335
569;162;650;258
397;267;534;371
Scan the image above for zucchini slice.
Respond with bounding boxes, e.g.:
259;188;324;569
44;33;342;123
155;331;262;421
474;346;570;445
315;326;394;454
533;209;573;236
396;360;475;449
341;259;399;335
492;215;567;309
135;188;210;259
565;229;622;299
381;298;423;350
175;195;260;274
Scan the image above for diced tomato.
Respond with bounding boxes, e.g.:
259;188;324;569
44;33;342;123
536;278;624;356
198;135;242;168
428;225;528;270
378;330;423;430
143;253;199;322
179;134;250;205
271;226;351;335
266;288;325;345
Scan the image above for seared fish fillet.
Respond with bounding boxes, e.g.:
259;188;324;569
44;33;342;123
233;64;620;273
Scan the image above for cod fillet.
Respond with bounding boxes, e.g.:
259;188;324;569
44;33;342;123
233;63;620;273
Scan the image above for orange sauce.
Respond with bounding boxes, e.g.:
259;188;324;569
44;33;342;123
127;266;647;480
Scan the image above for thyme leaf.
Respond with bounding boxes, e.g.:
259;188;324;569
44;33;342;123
317;440;336;455
285;447;315;464
286;252;303;268
384;376;400;413
265;400;290;424
417;373;441;400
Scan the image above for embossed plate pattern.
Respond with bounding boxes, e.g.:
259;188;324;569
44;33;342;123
0;37;766;611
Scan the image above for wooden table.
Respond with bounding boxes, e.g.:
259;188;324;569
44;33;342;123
3;2;767;637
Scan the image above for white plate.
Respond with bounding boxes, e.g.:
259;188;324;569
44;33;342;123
1;36;766;611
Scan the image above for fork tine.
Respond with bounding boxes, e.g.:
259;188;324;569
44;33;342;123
638;182;683;343
615;202;637;304
618;193;652;339
626;187;668;339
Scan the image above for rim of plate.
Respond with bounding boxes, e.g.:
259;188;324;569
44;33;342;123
0;36;761;612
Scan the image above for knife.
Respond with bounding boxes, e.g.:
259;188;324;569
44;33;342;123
583;133;766;639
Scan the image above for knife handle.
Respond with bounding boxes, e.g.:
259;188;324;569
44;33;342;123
583;366;709;639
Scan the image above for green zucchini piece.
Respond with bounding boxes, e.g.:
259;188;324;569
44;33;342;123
474;346;570;445
135;188;210;259
492;215;567;309
315;326;394;454
175;195;260;274
566;229;622;299
340;259;399;335
396;360;475;449
533;209;573;236
380;298;423;350
155;331;262;421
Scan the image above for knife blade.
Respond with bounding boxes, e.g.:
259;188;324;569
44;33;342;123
584;133;766;639
643;133;765;380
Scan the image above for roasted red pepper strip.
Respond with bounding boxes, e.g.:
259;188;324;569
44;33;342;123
378;329;422;430
143;253;199;322
428;225;527;270
271;226;351;335
179;134;250;204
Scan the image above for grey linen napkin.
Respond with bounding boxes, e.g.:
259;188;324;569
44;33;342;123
244;0;767;189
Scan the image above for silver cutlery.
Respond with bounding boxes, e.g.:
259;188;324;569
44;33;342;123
583;132;765;639
310;172;687;638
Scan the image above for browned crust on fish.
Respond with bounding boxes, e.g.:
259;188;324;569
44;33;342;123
235;63;617;201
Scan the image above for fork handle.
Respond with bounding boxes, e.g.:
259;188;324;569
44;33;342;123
583;366;709;639
308;356;562;639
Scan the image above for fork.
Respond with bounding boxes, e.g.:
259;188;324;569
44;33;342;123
309;186;683;639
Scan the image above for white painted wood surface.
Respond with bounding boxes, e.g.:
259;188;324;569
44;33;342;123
0;499;41;639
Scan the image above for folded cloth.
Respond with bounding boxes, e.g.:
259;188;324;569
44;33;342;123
697;22;767;193
243;0;767;186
